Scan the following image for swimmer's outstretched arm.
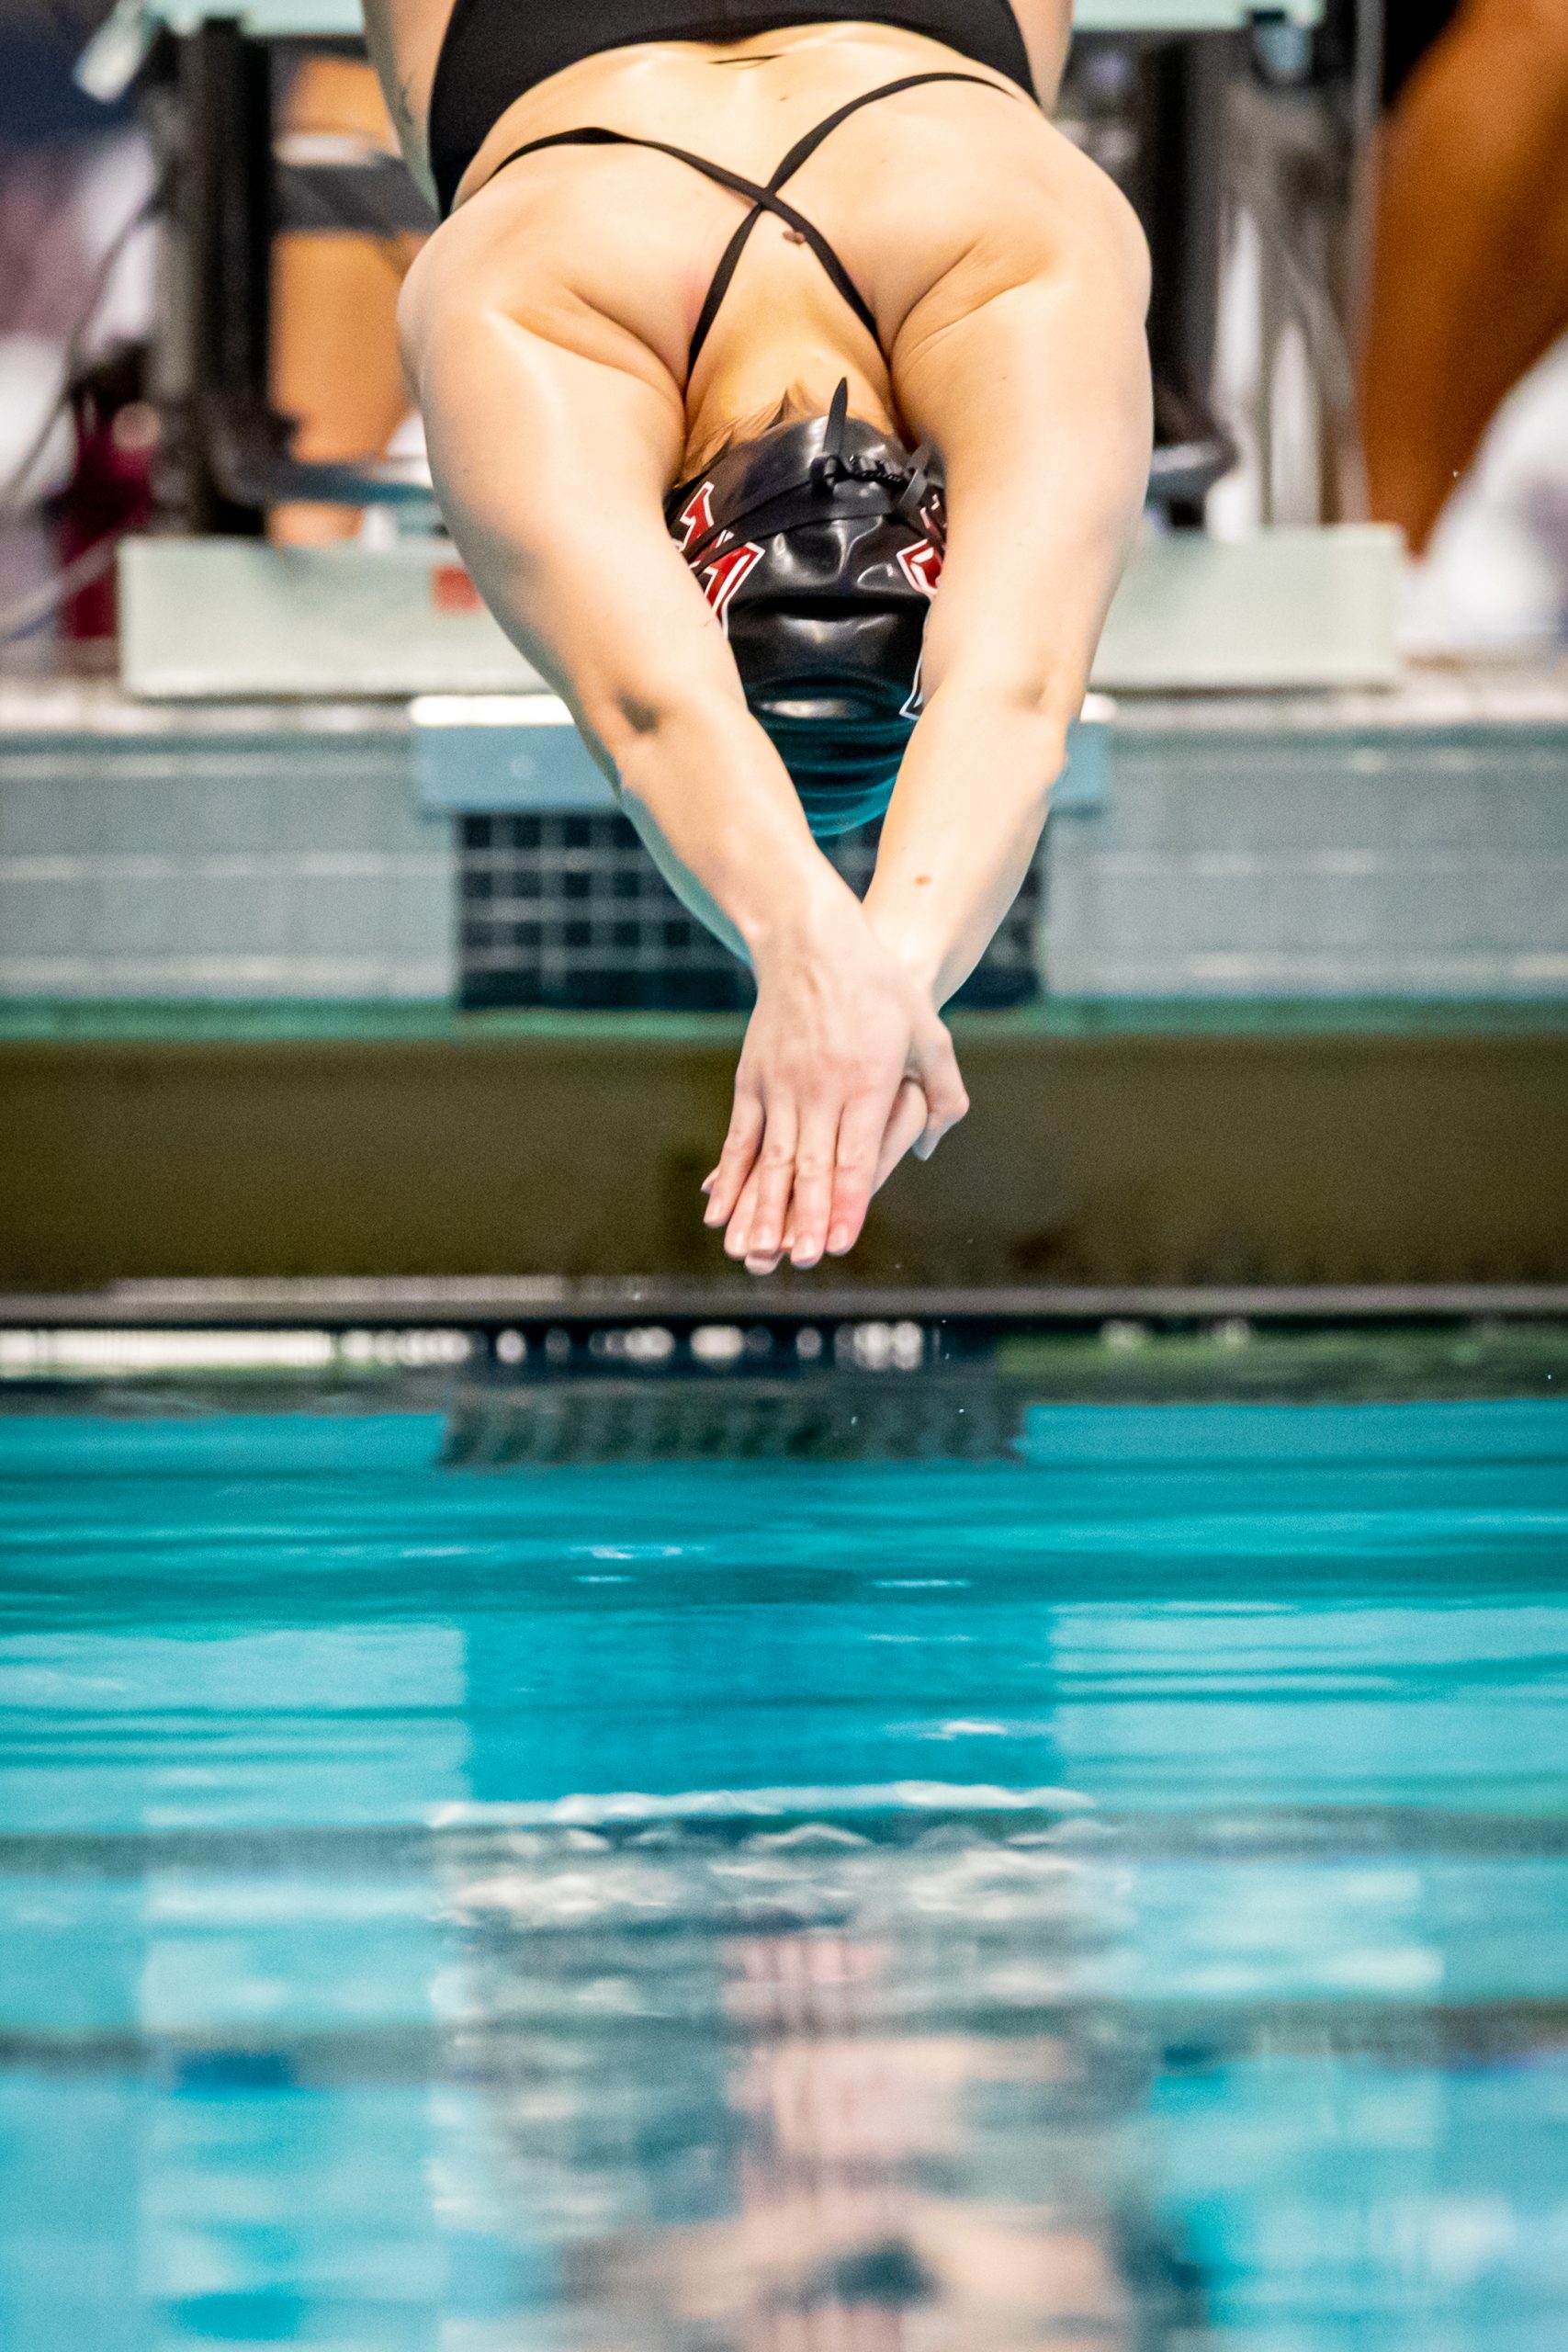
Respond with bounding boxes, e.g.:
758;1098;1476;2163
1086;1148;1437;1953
869;149;1153;1002
705;143;1152;1272
399;241;966;1271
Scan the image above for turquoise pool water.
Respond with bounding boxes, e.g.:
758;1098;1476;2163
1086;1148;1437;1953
3;1385;1567;2349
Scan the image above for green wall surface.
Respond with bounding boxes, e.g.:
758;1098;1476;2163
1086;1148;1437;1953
5;1012;1566;1291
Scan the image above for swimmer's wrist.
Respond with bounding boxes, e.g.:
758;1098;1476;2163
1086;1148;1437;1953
862;909;946;999
739;856;863;972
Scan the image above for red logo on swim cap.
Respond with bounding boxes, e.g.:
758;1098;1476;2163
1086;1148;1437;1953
699;541;764;630
897;539;943;595
675;481;716;551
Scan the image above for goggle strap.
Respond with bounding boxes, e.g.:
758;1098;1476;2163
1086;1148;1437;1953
895;440;936;521
809;379;852;491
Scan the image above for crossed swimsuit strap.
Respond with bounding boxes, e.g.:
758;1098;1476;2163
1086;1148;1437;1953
476;71;1015;373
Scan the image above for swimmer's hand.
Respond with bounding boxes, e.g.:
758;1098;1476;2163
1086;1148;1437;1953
701;902;967;1276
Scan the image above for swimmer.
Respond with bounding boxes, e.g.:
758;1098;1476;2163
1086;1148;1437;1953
365;0;1153;1272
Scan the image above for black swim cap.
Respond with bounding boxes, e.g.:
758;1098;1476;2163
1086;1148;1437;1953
665;379;944;839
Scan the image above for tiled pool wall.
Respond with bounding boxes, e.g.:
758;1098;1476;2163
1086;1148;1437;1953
3;682;1567;1010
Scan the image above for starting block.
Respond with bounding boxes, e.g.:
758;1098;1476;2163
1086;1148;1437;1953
118;524;1403;705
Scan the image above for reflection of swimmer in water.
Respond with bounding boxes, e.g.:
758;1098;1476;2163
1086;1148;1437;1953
362;0;1151;1273
567;1931;1206;2351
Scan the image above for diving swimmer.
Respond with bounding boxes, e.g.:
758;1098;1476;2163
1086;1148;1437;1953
366;0;1153;1271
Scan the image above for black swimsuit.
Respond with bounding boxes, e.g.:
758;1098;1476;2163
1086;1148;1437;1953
428;0;1036;216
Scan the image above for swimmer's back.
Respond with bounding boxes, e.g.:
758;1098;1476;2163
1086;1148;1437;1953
396;27;1132;472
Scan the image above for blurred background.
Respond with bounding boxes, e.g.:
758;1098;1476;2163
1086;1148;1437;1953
1;0;1565;1294
6;0;1567;657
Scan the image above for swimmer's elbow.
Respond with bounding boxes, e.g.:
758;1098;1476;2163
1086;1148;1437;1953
573;671;669;763
921;661;1074;771
573;672;694;785
1112;189;1153;319
394;246;491;392
394;243;437;379
587;671;756;811
1078;173;1152;320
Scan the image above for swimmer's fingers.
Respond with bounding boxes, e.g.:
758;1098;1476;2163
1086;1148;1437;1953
719;1158;784;1275
732;1081;884;1271
825;1079;900;1259
823;1080;923;1258
784;1102;840;1271
871;1079;931;1197
703;1083;765;1232
727;1098;797;1272
910;1018;969;1160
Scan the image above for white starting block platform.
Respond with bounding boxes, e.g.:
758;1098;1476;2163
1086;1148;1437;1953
118;526;1404;752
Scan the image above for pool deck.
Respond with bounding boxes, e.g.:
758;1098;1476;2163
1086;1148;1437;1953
6;658;1566;737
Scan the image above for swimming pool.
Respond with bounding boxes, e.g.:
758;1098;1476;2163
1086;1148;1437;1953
3;1338;1567;2349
